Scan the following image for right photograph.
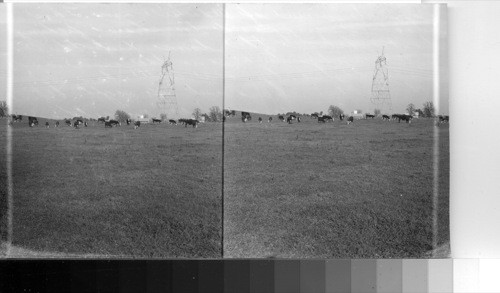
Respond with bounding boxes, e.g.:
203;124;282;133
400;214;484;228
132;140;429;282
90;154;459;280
223;4;449;258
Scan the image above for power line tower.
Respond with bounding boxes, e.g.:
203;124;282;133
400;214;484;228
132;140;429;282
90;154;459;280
157;51;178;119
371;47;392;113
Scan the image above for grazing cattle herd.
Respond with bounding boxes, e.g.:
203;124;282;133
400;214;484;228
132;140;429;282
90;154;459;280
7;111;449;130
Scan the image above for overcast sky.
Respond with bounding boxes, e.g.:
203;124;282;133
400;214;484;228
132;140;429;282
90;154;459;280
5;4;448;119
225;4;448;115
10;4;223;119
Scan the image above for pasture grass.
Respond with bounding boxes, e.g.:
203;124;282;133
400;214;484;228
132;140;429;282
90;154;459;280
223;115;449;258
6;119;222;257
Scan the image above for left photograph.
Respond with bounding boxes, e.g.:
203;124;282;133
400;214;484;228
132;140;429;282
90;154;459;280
3;4;223;257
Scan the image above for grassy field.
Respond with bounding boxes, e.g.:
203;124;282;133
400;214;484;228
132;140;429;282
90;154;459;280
223;114;449;258
3;118;222;258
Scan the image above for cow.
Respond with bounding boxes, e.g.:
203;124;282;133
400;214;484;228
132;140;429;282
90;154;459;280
339;114;345;121
152;118;162;124
126;118;131;125
394;114;412;123
109;120;120;127
105;121;113;128
73;121;82;128
322;115;333;122
12;115;22;122
297;116;301;123
391;114;400;121
268;117;272;123
55;121;60;127
184;119;199;128
317;117;326;123
178;118;187;125
347;116;354;124
286;116;294;124
241;111;251;122
134;121;141;129
97;117;106;123
439;115;449;123
76;119;84;125
382;115;390;121
311;113;319;119
278;115;285;122
84;121;88;127
65;119;72;126
169;119;177;125
28;116;38;127
45;121;50;128
225;110;236;117
365;114;375;119
258;117;263;123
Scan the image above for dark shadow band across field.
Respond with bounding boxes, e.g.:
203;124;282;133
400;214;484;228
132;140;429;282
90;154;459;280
9;119;222;258
223;116;449;258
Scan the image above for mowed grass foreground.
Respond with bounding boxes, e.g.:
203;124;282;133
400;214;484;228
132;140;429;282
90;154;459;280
224;116;449;258
7;119;222;257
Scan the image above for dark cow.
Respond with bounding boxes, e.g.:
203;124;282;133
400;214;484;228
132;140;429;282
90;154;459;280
152;118;162;124
347;116;354;124
258;117;262;123
169;119;177;125
382;115;390;121
12;114;22;122
365;114;375;119
109;119;120;127
55;121;60;127
339;114;345;121
322;115;333;122
268;117;272;123
105;121;113;128
286;116;294;124
184;119;199;128
134;121;141;129
278;115;285;122
317;117;326;123
28;116;38;127
65;119;72;126
439;115;449;123
225;110;236;117
73;121;82;128
97;117;106;123
394;114;412;123
241;111;251;122
311;113;319;119
391;114;400;121
126;118;131;125
178;118;187;125
76;119;84;125
45;121;50;128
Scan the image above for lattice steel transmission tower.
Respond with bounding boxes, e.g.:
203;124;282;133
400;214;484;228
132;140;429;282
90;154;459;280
157;52;178;119
371;47;392;112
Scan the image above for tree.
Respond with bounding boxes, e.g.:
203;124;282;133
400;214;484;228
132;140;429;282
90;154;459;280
422;101;435;118
406;103;416;115
192;108;202;120
0;101;7;118
374;109;381;116
160;113;167;121
115;110;130;122
208;106;222;122
328;105;344;117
